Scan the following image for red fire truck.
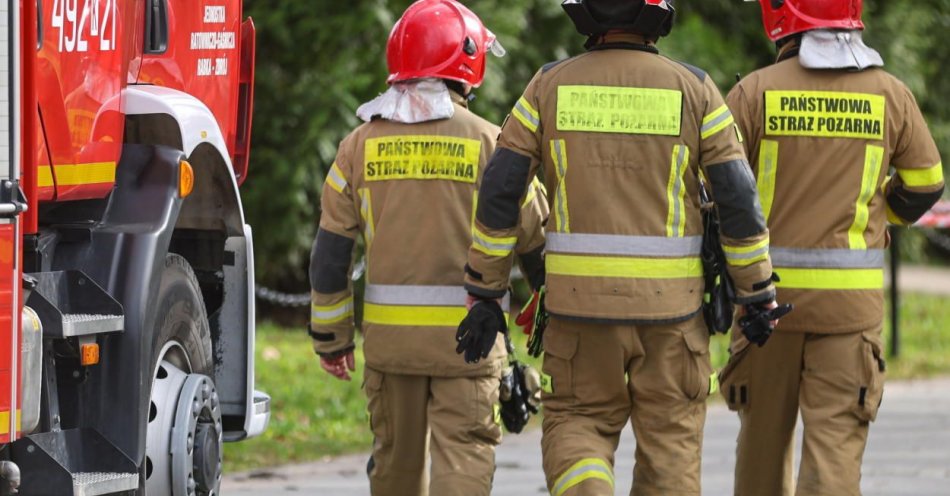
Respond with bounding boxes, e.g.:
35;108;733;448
0;0;269;494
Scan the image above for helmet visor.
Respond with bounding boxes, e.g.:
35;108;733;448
487;32;507;57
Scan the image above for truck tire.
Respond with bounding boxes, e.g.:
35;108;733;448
145;254;222;496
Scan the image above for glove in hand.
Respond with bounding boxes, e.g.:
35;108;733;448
499;361;541;433
456;299;506;364
739;302;793;347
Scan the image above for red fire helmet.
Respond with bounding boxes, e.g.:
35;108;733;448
752;0;864;42
386;0;504;87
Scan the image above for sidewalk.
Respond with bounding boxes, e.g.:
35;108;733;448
222;376;950;495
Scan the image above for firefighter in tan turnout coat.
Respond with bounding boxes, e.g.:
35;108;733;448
722;1;945;495
457;1;784;494
308;2;547;495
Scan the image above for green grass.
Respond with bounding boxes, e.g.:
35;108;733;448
224;292;950;471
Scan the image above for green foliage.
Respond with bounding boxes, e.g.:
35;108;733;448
242;0;950;292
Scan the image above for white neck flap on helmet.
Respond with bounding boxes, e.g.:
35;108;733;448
799;29;883;71
356;78;456;124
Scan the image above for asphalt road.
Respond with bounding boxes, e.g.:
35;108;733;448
222;377;950;495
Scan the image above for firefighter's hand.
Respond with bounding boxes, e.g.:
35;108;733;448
456;299;506;364
739;301;793;347
319;348;356;381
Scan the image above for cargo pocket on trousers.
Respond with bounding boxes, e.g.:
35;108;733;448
362;369;389;442
718;335;753;411
853;331;886;423
683;326;714;402
541;330;578;401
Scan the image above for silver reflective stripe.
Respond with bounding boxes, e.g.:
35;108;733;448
473;234;516;254
701;109;733;135
365;285;511;311
546;233;702;257
327;165;347;191
311;300;354;321
552;140;569;231
771;248;885;269
552;463;613;496
726;244;769;261
670;145;687;236
515;101;540;129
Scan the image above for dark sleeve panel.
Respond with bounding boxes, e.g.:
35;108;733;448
476;148;532;230
887;184;944;223
309;228;355;294
517;244;546;290
706;159;767;238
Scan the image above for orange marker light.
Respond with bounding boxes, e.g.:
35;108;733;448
179;160;195;198
80;343;100;366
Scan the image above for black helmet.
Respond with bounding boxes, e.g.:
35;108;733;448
562;0;676;39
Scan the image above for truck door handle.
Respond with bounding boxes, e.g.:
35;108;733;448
36;0;43;50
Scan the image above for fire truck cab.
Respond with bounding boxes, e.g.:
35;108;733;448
0;0;269;494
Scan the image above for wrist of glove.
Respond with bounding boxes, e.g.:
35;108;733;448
456;298;507;364
499;361;542;434
316;344;355;361
739;301;794;347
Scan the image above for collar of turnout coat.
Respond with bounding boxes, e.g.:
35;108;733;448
356;79;466;124
585;32;658;53
798;29;884;70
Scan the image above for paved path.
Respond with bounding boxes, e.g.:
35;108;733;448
222;377;950;495
890;264;950;296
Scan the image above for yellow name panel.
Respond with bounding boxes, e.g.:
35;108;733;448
364;135;480;183
765;91;885;140
556;85;682;136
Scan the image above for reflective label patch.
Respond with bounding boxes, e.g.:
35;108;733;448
764;91;885;140
364;135;480;183
556;85;682;135
540;372;553;394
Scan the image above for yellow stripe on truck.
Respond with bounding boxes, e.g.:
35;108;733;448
0;410;22;435
39;162;117;188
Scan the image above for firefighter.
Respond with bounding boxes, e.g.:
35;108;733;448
308;1;547;495
457;1;782;494
722;2;945;495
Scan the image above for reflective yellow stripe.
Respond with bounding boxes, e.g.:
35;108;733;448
0;410;21;435
764;91;886;140
665;145;689;237
898;162;944;188
552;458;614;496
363;303;509;327
513;96;540;133
757;139;779;222
44;162;117;187
359;188;376;247
38;165;54;188
709;372;719;395
311;297;355;325
550;139;570;233
472;227;517;257
522;178;540;208
701;104;735;140
886;203;909;225
774;267;884;290
326;162;347;194
722;236;770;267
848;145;885;249
547;253;703;279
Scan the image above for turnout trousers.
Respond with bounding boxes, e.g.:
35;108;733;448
362;368;502;496
540;314;714;496
720;327;886;496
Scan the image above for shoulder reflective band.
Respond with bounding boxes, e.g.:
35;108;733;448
363;285;510;326
311;297;354;326
898;162;944;188
849;145;885;250
473;227;517;257
364;135;480;183
771;247;884;269
358;188;376;247
701;105;735;140
326;162;348;194
773;268;884;290
550;139;571;233
756;139;779;222
547;233;702;257
556;85;682;136
764;91;885;140
722;236;770;267
666;145;690;237
547;253;703;279
512;96;540;133
552;458;614;496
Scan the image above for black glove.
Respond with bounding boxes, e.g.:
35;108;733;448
739;302;794;347
456;299;507;364
499;361;541;433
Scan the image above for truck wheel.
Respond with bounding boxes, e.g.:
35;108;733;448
144;254;222;496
